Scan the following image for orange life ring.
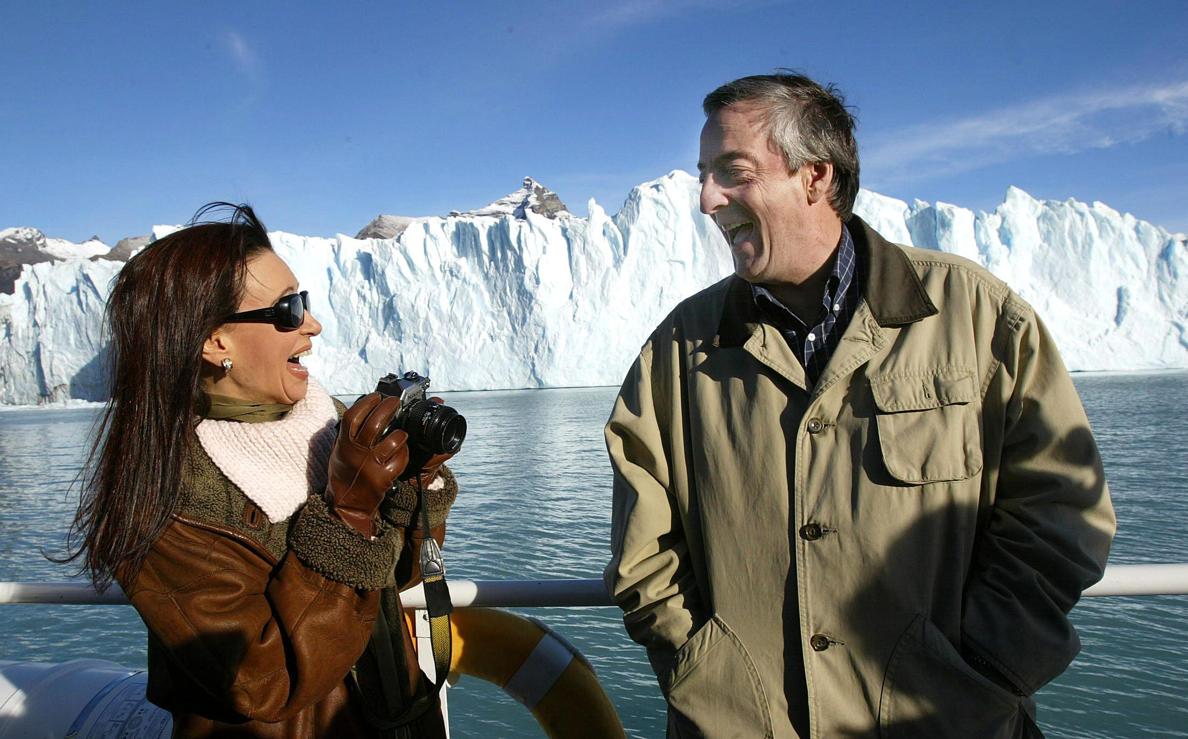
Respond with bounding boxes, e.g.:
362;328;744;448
412;607;626;738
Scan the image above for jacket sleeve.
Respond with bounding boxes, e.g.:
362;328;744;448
122;496;403;724
380;466;459;589
604;347;701;679
961;300;1116;695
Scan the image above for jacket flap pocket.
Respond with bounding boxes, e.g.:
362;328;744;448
665;615;773;736
870;369;976;413
871;369;982;484
880;614;1024;737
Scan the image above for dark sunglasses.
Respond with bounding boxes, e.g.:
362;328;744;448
223;291;309;331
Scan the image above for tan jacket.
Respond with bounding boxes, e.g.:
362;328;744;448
605;217;1115;738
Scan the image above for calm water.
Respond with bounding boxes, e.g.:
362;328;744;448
0;374;1186;738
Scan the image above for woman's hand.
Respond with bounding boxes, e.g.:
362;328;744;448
326;392;409;538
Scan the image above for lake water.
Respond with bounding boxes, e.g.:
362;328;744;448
1;373;1186;737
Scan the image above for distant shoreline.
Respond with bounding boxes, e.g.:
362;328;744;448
1;372;1184;413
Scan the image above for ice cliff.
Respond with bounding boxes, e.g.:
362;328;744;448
1;173;1185;403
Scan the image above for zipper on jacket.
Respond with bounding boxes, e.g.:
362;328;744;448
964;649;1026;696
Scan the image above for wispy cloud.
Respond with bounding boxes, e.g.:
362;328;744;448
521;0;776;67
586;0;712;30
863;79;1188;186
585;0;774;33
221;30;261;82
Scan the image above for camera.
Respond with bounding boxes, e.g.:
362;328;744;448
375;371;467;456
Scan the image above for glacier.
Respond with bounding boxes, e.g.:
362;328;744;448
0;172;1184;404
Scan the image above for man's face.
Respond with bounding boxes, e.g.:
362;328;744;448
698;101;815;285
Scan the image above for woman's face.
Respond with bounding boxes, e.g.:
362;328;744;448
205;251;323;404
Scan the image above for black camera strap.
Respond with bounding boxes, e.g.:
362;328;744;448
351;476;455;734
415;475;454;693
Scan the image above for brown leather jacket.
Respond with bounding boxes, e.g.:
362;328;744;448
118;441;458;738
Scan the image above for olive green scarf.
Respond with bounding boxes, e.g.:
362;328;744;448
201;393;293;423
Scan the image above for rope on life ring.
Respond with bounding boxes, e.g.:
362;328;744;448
432;607;626;738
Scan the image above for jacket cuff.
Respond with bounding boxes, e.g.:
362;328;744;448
290;493;403;590
379;466;458;529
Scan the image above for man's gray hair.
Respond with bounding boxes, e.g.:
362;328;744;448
703;71;859;220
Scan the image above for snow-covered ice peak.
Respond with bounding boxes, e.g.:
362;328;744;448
43;235;109;261
355;215;420;241
0;227;109;262
0;227;46;248
0;227;114;294
105;235;151;262
152;224;183;240
453;177;569;220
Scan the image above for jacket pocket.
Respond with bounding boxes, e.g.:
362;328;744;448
870;368;983;484
664;615;772;739
879;614;1033;739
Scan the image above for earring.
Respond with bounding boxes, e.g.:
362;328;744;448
221;358;233;373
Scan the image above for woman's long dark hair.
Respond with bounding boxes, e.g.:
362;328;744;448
63;203;273;590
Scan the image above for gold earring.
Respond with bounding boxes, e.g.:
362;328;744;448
221;358;233;373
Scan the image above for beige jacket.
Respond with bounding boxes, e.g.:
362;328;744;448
604;217;1115;738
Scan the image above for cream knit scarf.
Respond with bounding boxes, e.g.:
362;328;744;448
195;378;338;523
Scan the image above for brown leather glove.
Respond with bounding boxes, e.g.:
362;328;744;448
400;451;454;487
326;392;410;539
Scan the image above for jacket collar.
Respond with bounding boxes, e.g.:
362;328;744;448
713;214;937;347
849;214;938;327
713;275;761;348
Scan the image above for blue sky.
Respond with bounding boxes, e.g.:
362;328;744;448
2;1;1186;242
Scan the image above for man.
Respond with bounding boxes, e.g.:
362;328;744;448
604;72;1115;738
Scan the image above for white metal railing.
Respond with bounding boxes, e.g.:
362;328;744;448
1;564;1187;606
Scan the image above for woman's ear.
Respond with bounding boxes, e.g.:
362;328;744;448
202;328;232;368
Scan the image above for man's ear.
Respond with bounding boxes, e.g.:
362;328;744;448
202;328;232;367
803;162;834;205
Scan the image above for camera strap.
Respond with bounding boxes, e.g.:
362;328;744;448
353;475;455;733
416;476;454;693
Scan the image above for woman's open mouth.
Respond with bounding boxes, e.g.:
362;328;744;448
287;349;311;375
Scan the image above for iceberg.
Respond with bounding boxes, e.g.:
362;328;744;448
0;173;1184;404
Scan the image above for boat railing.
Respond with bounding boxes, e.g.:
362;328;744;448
2;563;1188;606
2;564;1186;737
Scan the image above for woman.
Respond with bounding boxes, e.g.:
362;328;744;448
66;204;455;737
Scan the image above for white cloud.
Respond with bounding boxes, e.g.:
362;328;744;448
588;0;705;29
221;30;260;81
862;79;1188;185
585;0;773;32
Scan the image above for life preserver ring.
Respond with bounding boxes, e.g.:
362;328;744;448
428;607;626;738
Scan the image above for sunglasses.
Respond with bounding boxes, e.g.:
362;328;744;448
223;291;310;331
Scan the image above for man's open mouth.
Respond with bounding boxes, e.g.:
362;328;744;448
721;221;753;245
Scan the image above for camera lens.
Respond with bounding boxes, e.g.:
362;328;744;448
401;399;467;455
429;407;467;454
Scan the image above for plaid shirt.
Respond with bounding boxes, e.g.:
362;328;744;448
750;224;861;387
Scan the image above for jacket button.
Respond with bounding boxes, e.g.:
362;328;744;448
806;418;823;433
799;523;823;541
810;634;831;652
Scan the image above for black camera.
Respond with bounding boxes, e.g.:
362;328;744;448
375;371;467;456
